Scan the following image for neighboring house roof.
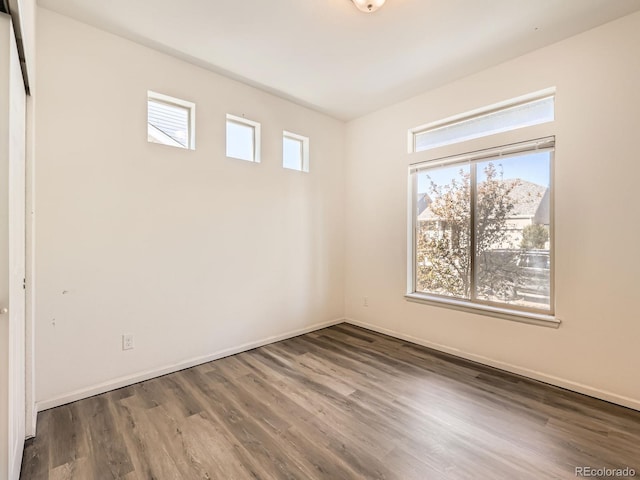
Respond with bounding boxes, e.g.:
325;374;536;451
417;179;549;224
507;180;547;219
533;188;550;225
417;193;432;217
147;99;189;148
147;123;184;148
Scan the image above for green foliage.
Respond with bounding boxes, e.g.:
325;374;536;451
521;224;549;250
416;163;518;299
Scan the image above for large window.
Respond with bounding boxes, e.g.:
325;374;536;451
409;138;554;318
407;90;558;324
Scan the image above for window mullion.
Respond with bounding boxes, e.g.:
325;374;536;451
469;162;477;302
412;172;418;294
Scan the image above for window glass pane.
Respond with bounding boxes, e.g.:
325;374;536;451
415;96;554;152
416;164;471;299
283;136;303;171
474;151;551;310
226;121;254;161
148;99;190;148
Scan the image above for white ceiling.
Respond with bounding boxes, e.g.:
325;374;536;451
37;0;640;120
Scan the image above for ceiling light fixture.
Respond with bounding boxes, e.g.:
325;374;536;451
351;0;386;13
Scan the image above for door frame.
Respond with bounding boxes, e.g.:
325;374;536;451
5;0;36;441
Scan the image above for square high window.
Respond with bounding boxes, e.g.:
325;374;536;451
226;114;261;163
147;91;195;150
283;131;309;172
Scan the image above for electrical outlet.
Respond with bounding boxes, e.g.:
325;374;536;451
122;334;135;351
363;296;369;307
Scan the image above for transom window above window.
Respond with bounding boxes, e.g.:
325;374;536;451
283;131;309;172
147;91;195;150
226;114;261;163
409;91;554;153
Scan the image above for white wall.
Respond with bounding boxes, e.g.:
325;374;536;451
34;8;345;408
35;6;640;412
345;12;640;409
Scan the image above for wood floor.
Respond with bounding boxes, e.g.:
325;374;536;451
20;324;640;480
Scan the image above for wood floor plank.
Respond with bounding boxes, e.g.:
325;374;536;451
105;390;165;480
21;324;640;480
122;405;189;479
48;457;93;480
48;406;79;469
233;370;395;479
19;408;51;480
180;366;306;480
75;395;135;479
244;349;398;458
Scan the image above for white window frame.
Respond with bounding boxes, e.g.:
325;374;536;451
406;90;559;328
147;90;195;150
226;114;261;163
282;131;310;173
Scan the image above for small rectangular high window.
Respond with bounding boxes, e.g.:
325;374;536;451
226;114;261;163
147;91;195;150
283;131;309;172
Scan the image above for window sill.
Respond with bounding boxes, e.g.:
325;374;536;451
404;293;560;328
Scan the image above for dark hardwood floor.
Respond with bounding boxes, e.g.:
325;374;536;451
20;324;640;479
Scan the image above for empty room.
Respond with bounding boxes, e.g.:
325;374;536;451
2;0;640;479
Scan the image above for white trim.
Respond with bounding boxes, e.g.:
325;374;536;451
35;318;344;412
24;93;36;439
404;293;559;328
409;136;555;172
344;318;640;412
406;172;416;295
411;122;556;166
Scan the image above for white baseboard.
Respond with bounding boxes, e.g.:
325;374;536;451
36;316;640;414
36;318;344;412
345;318;640;412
